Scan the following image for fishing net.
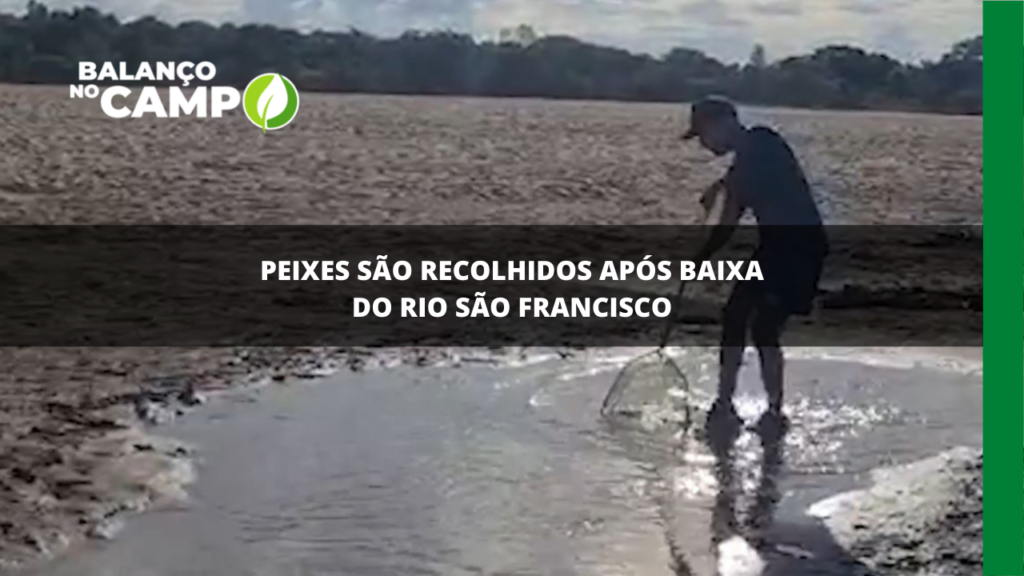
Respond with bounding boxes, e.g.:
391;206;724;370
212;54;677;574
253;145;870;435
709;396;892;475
600;280;700;431
601;349;692;431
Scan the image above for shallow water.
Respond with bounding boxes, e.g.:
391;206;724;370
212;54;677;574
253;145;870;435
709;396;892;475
26;348;981;576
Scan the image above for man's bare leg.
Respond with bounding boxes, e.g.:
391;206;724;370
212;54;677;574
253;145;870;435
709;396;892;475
718;345;744;404
709;345;745;430
753;304;789;430
757;346;784;413
712;284;752;426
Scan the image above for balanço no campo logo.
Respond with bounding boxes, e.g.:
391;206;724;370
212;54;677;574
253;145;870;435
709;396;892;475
244;73;300;132
71;63;300;132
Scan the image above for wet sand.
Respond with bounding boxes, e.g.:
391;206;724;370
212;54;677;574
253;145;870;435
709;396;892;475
0;88;983;568
0;87;981;226
0;346;477;567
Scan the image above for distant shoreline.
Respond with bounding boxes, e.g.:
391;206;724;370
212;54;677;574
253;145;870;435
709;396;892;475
0;82;984;119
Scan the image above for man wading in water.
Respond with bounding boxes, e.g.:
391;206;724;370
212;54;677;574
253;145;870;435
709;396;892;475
684;96;828;433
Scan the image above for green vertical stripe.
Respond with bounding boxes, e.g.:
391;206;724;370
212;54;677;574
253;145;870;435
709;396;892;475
984;1;1024;573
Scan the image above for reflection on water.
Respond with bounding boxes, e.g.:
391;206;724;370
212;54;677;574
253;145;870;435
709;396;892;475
605;397;875;576
707;421;781;574
21;349;980;576
696;419;869;575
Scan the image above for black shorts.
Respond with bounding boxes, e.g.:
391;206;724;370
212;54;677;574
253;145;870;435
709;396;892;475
719;244;825;347
755;248;825;316
752;226;827;316
722;279;790;347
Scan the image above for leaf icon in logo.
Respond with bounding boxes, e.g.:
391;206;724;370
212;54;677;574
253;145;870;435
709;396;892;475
243;73;300;132
256;74;288;133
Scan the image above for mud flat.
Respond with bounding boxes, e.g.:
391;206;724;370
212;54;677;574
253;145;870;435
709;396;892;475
0;87;981;226
0;346;482;567
0;89;982;569
810;447;983;576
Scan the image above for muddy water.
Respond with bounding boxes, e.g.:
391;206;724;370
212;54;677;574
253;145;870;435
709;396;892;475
28;348;981;576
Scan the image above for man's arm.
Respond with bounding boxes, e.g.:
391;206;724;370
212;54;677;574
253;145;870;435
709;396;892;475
699;178;725;217
693;183;743;262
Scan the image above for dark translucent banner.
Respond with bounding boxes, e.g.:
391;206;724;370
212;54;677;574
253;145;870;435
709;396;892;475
0;226;980;346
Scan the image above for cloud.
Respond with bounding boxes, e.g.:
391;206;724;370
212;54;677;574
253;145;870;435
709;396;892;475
871;22;921;61
750;0;801;16
835;0;883;15
835;0;915;16
679;0;747;28
0;0;982;63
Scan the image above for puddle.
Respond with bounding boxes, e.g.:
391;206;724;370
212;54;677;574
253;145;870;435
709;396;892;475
21;348;981;576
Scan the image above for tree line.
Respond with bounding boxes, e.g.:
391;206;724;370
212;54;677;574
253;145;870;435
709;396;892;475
0;2;983;114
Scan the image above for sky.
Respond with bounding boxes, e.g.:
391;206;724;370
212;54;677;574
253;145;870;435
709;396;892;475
4;0;982;63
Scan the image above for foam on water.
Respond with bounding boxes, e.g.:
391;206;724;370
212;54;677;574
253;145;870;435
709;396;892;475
717;536;765;576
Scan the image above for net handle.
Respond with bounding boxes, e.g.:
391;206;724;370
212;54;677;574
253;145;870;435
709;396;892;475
657;213;708;350
657;281;687;349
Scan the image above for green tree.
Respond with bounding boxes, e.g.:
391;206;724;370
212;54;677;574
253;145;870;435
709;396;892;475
748;44;767;69
0;3;987;114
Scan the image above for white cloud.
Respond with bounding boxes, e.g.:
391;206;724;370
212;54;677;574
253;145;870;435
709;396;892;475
0;0;981;62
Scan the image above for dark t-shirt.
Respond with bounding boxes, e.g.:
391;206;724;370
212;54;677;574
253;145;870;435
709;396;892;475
725;126;823;227
724;126;827;314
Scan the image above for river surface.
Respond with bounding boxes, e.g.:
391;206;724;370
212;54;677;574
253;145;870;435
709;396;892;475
27;348;981;576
